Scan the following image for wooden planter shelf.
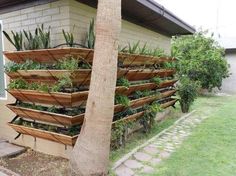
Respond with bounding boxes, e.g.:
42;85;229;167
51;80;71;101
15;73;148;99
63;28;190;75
7;104;84;126
3;47;175;66
8;123;78;146
8;98;177;146
114;89;176;113
112;98;178;125
8;79;177;107
6;69;175;85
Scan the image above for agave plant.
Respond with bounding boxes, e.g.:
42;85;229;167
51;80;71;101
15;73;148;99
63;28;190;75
38;24;51;49
128;41;140;54
3;31;23;51
85;18;95;49
62;29;74;47
23;28;41;50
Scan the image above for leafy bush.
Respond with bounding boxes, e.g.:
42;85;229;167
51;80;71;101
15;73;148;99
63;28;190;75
8;79;28;89
116;77;130;88
172;31;229;91
151;76;162;85
177;76;200;113
115;94;130;107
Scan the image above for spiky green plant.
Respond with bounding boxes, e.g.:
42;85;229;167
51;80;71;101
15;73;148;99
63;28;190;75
115;94;130;107
23;28;41;50
3;31;23;51
38;24;51;49
62;29;74;47
85;18;95;49
128;41;140;54
151;76;162;85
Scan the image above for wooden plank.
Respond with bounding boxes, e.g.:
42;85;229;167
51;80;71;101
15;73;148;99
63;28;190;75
7;104;84;126
8;123;78;146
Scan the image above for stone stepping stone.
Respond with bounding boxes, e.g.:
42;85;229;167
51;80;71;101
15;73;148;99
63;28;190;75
140;165;154;174
143;146;160;155
134;152;152;162
159;151;171;159
115;164;134;176
124;160;143;169
150;158;162;165
0;142;26;158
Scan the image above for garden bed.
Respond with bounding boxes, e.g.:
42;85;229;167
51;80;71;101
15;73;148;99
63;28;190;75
7;104;84;126
8;123;78;146
6;69;175;85
3;47;175;66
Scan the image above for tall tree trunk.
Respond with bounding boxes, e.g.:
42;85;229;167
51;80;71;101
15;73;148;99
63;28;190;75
70;0;121;175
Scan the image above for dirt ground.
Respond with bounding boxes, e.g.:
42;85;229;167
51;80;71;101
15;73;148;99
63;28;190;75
0;149;70;176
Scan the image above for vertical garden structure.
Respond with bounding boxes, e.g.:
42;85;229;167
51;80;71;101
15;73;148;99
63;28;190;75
3;46;177;148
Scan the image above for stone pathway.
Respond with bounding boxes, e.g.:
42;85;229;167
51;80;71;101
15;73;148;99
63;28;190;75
0;140;25;158
113;111;208;176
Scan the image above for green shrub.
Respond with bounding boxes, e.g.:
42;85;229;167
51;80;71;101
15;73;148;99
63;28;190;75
115;94;130;107
116;77;130;88
172;30;229;91
4;61;21;72
151;76;162;85
8;79;28;89
177;76;200;113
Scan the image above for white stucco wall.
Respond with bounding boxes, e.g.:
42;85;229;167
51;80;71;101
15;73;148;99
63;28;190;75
220;53;236;94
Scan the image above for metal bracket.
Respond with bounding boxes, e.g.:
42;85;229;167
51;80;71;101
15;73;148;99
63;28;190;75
14;133;21;140
11;115;19;123
171;105;176;109
65;145;67;150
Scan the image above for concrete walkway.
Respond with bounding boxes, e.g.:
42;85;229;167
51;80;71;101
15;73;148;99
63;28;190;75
113;111;208;176
0;139;25;176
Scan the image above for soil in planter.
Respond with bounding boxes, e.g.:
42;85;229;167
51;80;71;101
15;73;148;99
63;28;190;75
16;102;85;116
13;119;81;136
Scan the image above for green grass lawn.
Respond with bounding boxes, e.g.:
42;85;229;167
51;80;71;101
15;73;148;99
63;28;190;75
148;94;236;176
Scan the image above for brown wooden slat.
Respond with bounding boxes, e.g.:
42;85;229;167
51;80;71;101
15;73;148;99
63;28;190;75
7;104;84;126
8;123;78;146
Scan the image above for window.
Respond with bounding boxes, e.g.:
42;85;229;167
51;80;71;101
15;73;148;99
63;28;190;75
0;21;6;99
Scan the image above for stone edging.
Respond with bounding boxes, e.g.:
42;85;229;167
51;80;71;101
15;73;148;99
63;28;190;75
112;110;196;170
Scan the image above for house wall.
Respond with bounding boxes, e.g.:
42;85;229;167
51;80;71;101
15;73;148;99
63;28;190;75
0;0;171;158
220;53;236;94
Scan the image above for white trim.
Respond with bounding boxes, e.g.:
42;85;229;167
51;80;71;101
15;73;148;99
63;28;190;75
0;20;7;100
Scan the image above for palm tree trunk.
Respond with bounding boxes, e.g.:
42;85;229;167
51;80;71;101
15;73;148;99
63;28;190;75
70;0;121;175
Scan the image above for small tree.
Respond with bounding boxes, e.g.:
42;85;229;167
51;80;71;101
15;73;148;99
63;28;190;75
172;31;230;91
177;76;200;113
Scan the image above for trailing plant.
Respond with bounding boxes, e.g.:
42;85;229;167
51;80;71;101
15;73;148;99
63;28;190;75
4;61;21;72
172;30;229;91
55;56;91;70
62;29;74;47
163;62;176;69
140;103;162;132
8;79;28;89
111;120;126;148
116;77;130;88
23;29;41;50
20;60;43;70
3;31;23;51
115;94;130;107
85;18;95;49
151;76;162;85
51;74;73;92
13;119;81;136
177;76;200;113
37;24;51;49
133;89;152;99
113;108;137;121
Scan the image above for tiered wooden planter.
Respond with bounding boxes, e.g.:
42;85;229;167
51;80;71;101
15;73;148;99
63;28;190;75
4;47;178;146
